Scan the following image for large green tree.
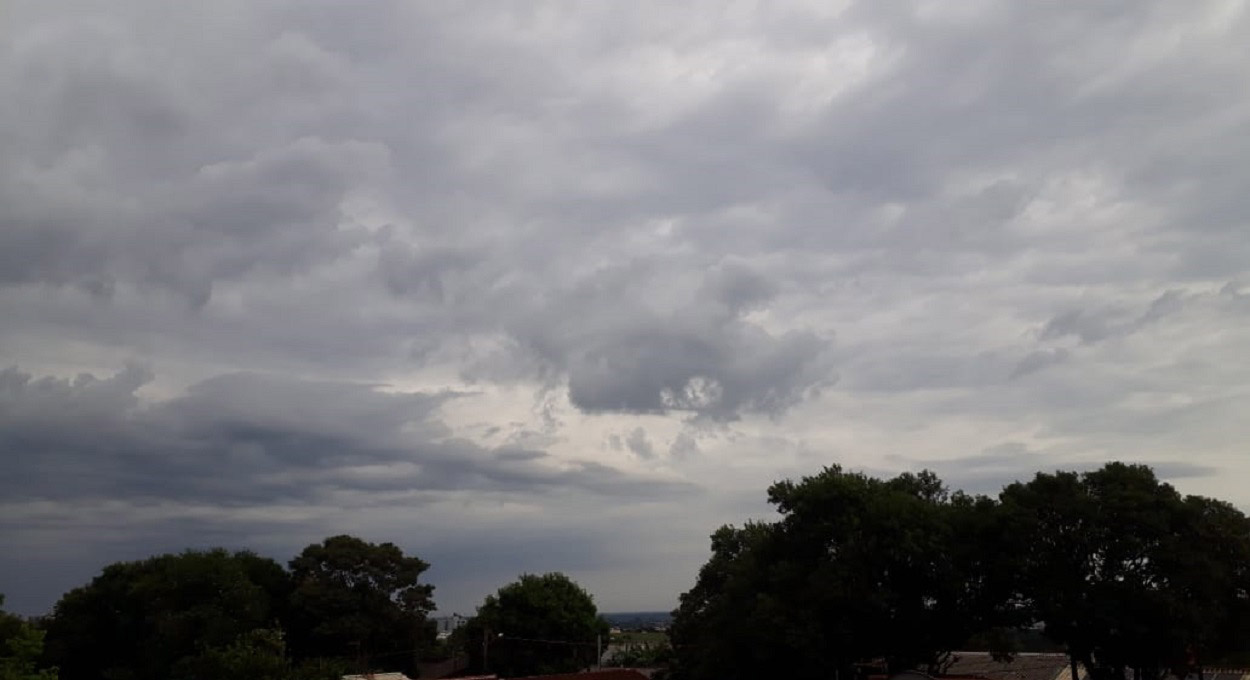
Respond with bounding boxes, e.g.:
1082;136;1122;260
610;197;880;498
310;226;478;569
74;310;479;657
1168;494;1250;669
670;467;1015;680
464;572;609;677
285;535;436;670
668;522;783;680
998;468;1097;679
1001;463;1250;680
41;550;289;680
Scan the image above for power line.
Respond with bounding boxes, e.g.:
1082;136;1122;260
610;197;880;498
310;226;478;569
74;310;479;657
361;633;606;662
497;634;600;648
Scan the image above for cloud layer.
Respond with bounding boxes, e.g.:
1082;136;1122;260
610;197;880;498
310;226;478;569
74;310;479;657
3;0;1250;615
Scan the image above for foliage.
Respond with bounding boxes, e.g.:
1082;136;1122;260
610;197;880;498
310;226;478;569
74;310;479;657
0;594;58;680
605;640;672;668
171;628;349;680
464;572;610;677
668;521;788;680
172;628;290;680
286;657;354;680
42;549;290;680
1000;463;1250;680
604;628;670;667
286;535;436;669
0;597;21;653
671;467;1017;680
37;536;436;680
670;462;1250;680
610;630;669;647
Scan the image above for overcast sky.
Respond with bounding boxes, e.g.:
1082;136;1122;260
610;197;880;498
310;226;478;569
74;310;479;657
3;0;1250;617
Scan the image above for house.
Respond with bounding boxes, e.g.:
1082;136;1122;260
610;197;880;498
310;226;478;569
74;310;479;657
882;653;1250;680
944;652;1083;680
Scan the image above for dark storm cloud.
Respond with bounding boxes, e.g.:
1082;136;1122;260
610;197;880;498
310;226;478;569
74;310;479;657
4;0;1243;416
0;366;693;506
0;0;839;421
495;259;833;419
0;362;700;610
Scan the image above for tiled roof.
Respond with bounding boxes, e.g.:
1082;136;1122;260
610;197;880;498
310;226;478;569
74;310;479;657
1184;672;1250;680
943;652;1074;680
943;653;1250;680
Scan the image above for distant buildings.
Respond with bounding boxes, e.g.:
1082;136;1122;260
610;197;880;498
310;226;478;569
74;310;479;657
432;613;468;639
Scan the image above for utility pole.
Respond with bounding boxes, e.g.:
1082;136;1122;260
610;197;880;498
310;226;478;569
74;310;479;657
350;640;365;677
483;627;490;674
596;633;602;670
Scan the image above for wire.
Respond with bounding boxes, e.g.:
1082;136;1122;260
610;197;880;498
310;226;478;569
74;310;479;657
354;633;606;662
496;635;600;648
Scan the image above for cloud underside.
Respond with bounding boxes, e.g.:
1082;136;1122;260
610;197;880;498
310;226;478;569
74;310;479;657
0;367;692;507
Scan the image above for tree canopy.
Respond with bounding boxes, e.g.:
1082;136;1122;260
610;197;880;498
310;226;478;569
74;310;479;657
671;467;1016;680
169;628;348;680
286;535;436;668
999;463;1250;680
42;549;289;680
1;594;57;680
670;462;1250;680
38;537;437;680
464;572;609;677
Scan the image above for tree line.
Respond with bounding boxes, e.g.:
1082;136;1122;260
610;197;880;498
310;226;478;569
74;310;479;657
0;535;608;680
5;461;1248;680
668;462;1250;680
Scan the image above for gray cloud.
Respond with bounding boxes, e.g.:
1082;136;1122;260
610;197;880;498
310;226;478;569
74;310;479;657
625;427;654;459
0;366;692;506
669;432;701;460
1011;348;1070;379
459;258;836;420
3;0;1250;616
1038;287;1248;358
1042;309;1120;345
0;364;699;612
890;443;1221;497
